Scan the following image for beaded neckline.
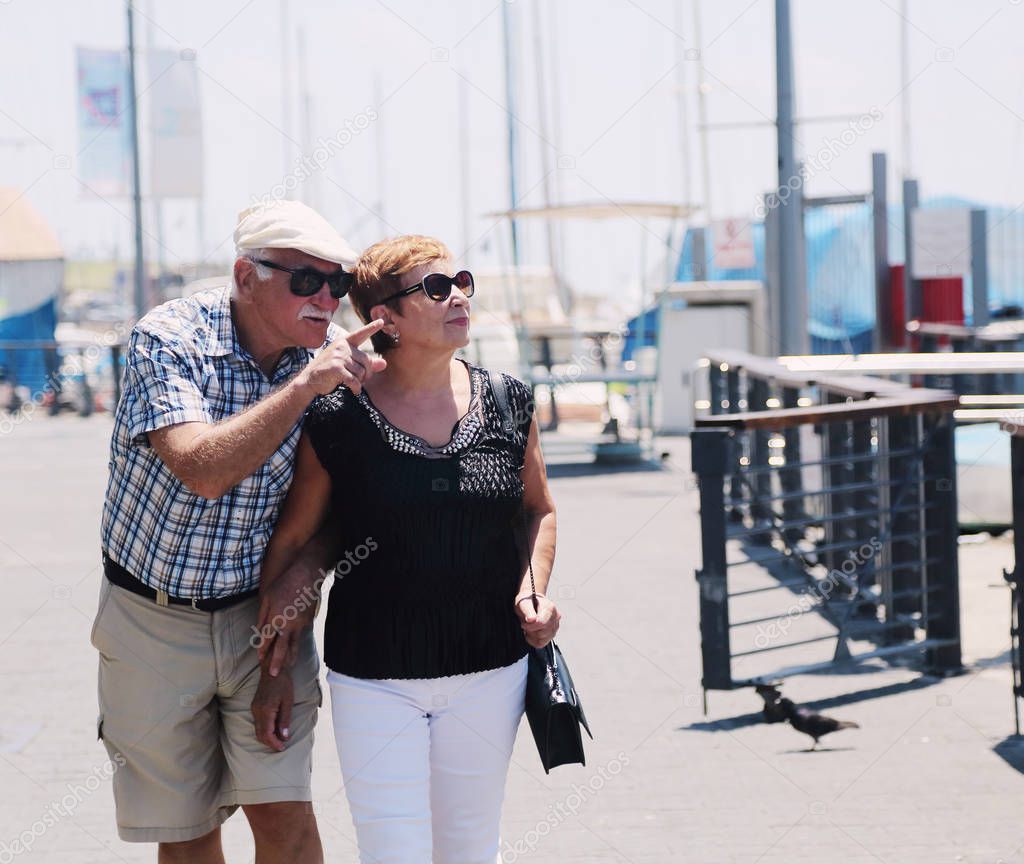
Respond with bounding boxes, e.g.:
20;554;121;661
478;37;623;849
357;362;485;459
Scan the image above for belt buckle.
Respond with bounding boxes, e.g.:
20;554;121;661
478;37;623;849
191;597;201;611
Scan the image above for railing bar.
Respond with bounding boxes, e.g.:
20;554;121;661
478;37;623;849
725;502;939;539
736;446;931;477
730;638;960;685
730;611;818;628
731;634;837;657
728;578;814;596
727;531;939;569
888;585;944;600
724;474;948;501
873;558;942;575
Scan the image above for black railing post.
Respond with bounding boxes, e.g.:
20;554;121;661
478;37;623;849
922;411;962;672
1006;433;1024;718
709;363;725;415
691;427;733;691
779;385;805;544
886;413;923;638
727;368;744;520
749;378;773;542
822;396;852;576
851;416;878;587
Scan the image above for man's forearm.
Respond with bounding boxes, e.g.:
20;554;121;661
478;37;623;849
176;375;315;498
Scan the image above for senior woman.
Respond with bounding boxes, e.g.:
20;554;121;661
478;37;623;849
253;234;561;863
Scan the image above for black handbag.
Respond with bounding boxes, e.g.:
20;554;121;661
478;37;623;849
488;370;593;773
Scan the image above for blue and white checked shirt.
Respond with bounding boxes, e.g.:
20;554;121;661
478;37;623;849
101;285;337;599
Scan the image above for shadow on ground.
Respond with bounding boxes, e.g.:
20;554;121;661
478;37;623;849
546;457;670;479
680;674;942;733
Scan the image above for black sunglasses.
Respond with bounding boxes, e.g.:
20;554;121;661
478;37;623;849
255;258;354;299
380;270;475;305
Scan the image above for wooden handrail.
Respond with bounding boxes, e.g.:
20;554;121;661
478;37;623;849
695;392;958;430
702;349;912;399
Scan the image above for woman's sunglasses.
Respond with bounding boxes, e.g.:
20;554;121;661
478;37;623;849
255;258;355;299
380;270;475;305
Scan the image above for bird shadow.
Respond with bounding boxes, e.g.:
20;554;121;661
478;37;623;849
777;746;857;755
681;675;939;733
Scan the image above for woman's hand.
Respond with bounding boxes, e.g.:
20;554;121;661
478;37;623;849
252;668;295;752
514;594;562;648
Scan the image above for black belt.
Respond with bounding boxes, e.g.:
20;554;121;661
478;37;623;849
102;555;259;613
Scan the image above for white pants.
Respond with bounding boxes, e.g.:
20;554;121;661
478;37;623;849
328;656;527;864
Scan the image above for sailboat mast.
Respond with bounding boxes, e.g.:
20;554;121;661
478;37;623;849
126;0;145;318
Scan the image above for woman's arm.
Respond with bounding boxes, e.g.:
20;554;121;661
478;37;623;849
252;432;333;751
255;432;339;672
260;432;333;592
514;418;561;647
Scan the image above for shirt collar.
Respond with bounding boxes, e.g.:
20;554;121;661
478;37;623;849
202;285;238;358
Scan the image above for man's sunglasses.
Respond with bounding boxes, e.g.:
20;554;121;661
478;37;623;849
254;258;355;299
380;270;475;305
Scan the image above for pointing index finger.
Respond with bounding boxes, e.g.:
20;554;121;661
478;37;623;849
346;319;385;347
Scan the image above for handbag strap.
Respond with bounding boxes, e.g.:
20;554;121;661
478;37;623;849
487;370;539;614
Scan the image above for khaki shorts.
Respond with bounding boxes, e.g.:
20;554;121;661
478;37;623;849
91;580;321;843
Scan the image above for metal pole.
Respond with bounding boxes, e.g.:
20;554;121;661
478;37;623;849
280;0;293;185
970;208;990;327
691;225;707;280
774;0;807;355
501;1;531;376
872;152;889;351
144;1;165;297
903;178;920;337
126;0;146;319
693;0;713;224
457;70;471;265
373;74;387;237
530;0;569;315
900;0;912;180
675;0;692;211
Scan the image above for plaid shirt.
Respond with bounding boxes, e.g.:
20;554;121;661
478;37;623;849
101;285;337;599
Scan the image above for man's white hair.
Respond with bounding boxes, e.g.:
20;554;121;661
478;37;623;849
231;247;272;297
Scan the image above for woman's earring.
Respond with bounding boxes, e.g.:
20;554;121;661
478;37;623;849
391;330;400;345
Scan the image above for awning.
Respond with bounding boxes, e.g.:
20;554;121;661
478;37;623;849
0;187;63;261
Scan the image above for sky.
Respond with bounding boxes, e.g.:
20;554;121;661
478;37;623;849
2;0;1024;312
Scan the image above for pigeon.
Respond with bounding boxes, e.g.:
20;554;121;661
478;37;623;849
777;697;860;750
754;683;788;724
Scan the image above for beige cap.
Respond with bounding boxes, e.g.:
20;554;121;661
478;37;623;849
233;199;358;267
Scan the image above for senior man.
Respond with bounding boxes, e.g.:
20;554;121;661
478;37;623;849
91;200;381;863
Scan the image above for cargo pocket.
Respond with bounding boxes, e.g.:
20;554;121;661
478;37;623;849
89;579;113;649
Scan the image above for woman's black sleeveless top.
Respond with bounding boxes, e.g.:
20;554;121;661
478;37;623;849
303;362;534;679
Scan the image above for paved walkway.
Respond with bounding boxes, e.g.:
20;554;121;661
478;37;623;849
1;414;1023;862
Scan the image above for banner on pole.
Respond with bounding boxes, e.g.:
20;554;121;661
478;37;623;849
711;218;756;270
147;50;203;199
76;47;131;197
911;208;971;279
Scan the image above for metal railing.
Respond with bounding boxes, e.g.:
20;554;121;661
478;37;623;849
0;340;125;416
693;351;962;694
